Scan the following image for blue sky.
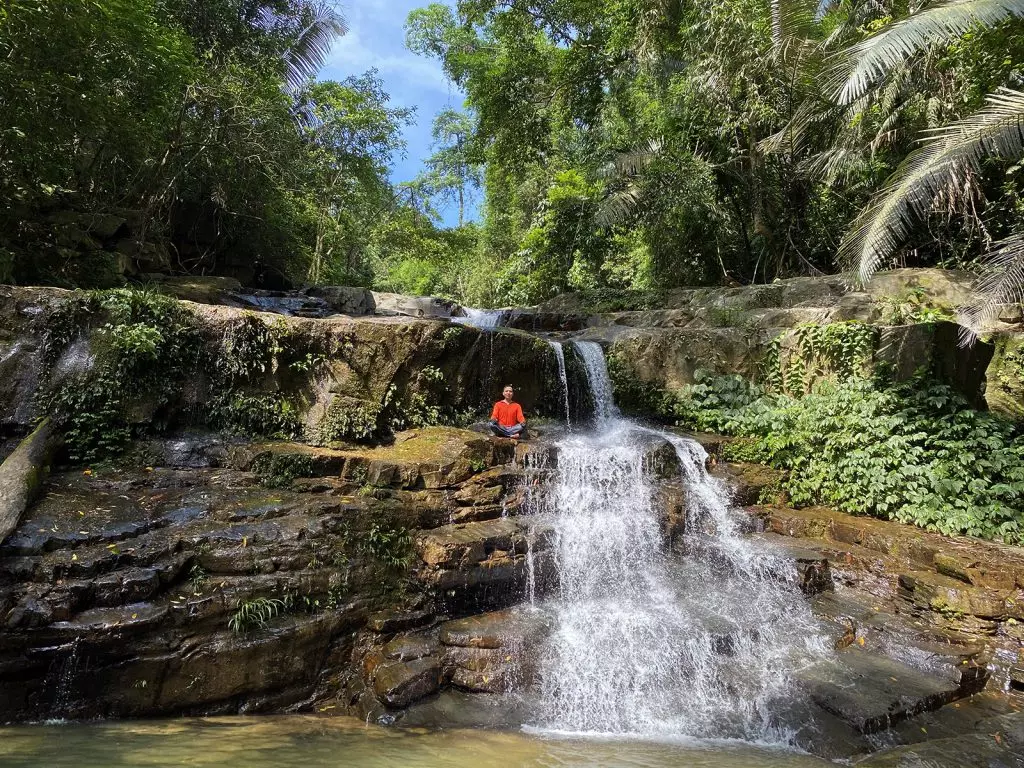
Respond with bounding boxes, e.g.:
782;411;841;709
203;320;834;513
320;0;475;226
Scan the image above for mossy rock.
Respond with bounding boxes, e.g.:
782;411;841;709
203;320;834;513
986;334;1024;421
316;395;383;444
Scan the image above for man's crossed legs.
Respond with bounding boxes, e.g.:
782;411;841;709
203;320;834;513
489;420;525;439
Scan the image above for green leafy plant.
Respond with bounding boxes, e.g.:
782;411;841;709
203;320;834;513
228;595;293;634
213;393;302;439
678;374;1024;543
877;287;956;325
188;564;208;593
361;519;412;569
37;289;208;461
103;322;163;361
317;395;383;443
784;321;878;393
220;314;278;382
252;453;316;488
43;371;132;462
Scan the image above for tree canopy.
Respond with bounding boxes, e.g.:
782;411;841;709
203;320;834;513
397;0;1024;309
1;0;1022;315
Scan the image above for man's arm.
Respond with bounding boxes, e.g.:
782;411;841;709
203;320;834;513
515;404;525;425
490;402;500;421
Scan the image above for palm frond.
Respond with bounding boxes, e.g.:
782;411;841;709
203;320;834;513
772;0;820;47
761;95;839;156
596;186;644;228
804;145;870;183
957;232;1024;342
829;0;1024;104
840;88;1024;285
600;138;664;179
283;2;348;91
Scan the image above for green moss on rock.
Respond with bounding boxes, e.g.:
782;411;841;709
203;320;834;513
316;395;384;444
986;335;1024;421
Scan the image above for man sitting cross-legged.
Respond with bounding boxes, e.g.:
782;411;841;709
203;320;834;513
489;385;527;439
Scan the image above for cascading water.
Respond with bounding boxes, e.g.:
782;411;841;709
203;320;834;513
547;340;572;427
453;308;508;329
533;342;828;742
570;341;619;424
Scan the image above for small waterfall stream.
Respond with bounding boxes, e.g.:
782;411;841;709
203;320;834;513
571;340;620;424
452;309;507;412
533;340;827;742
547;340;572;426
453;308;508;329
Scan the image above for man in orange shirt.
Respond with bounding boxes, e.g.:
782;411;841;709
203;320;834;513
489;384;527;439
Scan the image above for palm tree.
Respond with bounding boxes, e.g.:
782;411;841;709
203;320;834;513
826;0;1024;337
279;1;348;91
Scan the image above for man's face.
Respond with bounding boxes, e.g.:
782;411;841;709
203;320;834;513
503;387;514;400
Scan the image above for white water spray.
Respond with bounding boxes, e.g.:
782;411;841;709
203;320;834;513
548;340;572;426
533;344;827;741
454;308;508;329
570;341;619;424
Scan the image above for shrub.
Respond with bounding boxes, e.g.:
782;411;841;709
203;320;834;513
676;374;1024;544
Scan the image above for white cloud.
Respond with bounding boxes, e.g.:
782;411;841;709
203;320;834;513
322;2;453;94
319;1;473;224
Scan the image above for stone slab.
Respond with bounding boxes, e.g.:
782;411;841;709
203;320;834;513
800;647;968;734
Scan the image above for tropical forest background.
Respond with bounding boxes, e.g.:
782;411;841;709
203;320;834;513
2;0;1023;316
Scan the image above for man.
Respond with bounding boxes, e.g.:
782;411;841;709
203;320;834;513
489;385;526;439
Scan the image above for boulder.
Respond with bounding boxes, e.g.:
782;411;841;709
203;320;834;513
799;647;973;734
853;712;1024;766
366;609;434;634
305;286;375;316
370;292;456;319
150;276;243;305
372;657;441;708
382;634;436;661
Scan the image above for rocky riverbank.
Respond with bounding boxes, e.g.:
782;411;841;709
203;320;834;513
1;270;1022;766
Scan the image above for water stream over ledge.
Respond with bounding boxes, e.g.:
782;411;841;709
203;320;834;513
528;341;829;743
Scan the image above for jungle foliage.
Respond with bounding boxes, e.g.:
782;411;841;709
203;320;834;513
399;0;1024;308
608;321;1024;544
0;0;472;289
696;373;1024;544
3;0;1023;311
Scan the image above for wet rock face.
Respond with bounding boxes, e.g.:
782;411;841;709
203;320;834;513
0;425;544;723
0;465;401;721
0;286;58;434
343;607;549;722
799;646;980;734
373;656;442;708
439;610;550;693
0;286;565;441
415;517;555;613
755;502;1024;690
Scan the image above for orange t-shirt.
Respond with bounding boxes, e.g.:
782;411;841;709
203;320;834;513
491;400;524;427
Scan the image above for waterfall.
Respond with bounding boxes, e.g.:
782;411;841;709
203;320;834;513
547;340;572;426
453;308;508;329
570;340;619;424
533;344;827;742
